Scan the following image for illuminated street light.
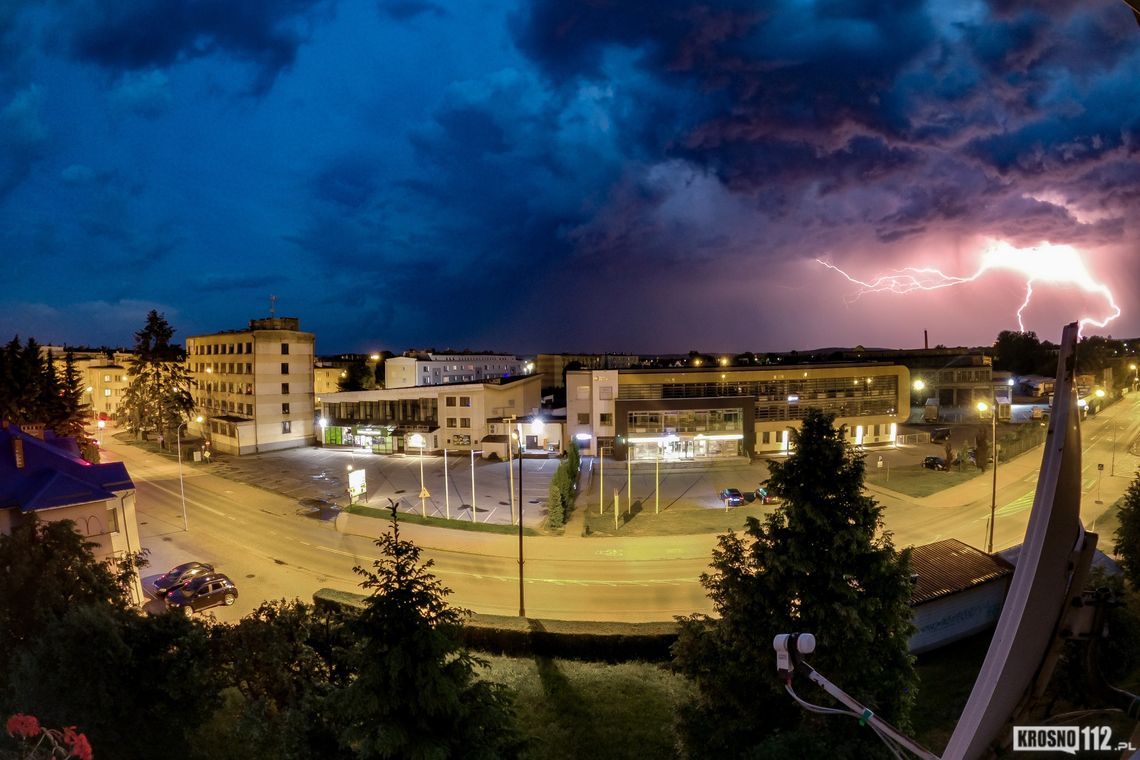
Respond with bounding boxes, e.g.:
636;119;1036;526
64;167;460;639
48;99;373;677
96;419;105;445
976;400;998;553
177;415;205;532
409;432;427;517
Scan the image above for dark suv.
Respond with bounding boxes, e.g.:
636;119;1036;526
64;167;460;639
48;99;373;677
153;561;215;597
718;488;745;506
165;572;238;614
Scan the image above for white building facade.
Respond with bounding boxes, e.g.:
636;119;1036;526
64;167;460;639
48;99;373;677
567;363;910;461
186;317;315;455
385;352;527;389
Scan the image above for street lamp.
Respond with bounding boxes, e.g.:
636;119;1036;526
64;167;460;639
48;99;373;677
96;419;105;445
409;432;427;517
177;415;204;532
517;421;525;618
976;400;997;553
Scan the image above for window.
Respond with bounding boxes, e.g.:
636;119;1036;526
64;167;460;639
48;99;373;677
282;421;292;434
281;362;289;374
762;431;771;444
104;388;112;397
106;508;119;533
281;383;289;394
577;385;590;400
103;374;111;382
446;397;457;407
282;403;290;415
447;417;457;427
578;413;589;425
459;418;471;428
281;342;289;355
459;396;471;407
599;386;613;400
600;413;613;425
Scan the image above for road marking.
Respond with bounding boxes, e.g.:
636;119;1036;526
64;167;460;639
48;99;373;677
995;492;1036;517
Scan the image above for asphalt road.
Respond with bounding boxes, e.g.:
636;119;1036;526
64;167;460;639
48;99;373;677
105;392;1140;623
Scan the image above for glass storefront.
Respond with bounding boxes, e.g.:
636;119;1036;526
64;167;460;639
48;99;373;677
629;436;742;461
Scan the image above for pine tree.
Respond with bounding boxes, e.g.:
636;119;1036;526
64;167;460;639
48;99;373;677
120;311;193;444
672;408;917;758
1114;472;1140;591
335;507;523;759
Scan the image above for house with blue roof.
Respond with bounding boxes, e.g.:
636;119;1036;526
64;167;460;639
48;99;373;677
0;420;144;604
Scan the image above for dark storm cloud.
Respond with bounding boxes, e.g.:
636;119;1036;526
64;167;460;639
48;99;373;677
312;157;381;210
0;86;47;200
59;0;332;94
379;1;447;22
508;0;1140;271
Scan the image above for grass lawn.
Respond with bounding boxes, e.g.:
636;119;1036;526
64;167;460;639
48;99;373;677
346;503;542;535
864;463;983;498
580;499;774;537
481;655;692;760
475;632;989;760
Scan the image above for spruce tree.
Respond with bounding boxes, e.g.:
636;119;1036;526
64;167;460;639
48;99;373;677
673;408;917;758
1114;472;1140;591
335;507;523;759
120;311;193;444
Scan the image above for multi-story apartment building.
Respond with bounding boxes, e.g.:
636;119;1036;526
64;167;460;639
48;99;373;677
385;351;527;389
567;362;910;461
185;317;315;455
533;353;641;389
319;375;544;457
79;353;132;422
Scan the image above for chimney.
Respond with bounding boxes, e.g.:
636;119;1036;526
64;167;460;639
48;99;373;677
924;330;929;350
13;437;25;469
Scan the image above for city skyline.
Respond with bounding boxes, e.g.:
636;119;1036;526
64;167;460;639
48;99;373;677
2;0;1139;354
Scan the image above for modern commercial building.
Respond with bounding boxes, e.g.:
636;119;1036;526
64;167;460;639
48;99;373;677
567;362;909;461
385;352;528;389
846;348;997;409
185;317;315;455
318;375;543;456
0;421;145;604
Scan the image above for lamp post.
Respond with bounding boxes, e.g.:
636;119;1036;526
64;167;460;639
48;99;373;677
976;400;997;553
409;433;428;517
517;422;525;617
176;415;204;532
96;419;105;445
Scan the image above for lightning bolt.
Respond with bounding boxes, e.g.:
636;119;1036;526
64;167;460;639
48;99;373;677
818;239;1121;334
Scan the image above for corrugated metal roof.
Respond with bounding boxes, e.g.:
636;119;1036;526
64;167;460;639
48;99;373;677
909;538;1014;606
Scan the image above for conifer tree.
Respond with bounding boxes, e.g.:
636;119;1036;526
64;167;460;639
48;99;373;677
120;311;193;444
673;409;917;758
335;507;523;759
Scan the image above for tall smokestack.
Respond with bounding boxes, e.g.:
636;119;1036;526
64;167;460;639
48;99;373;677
924;330;929;350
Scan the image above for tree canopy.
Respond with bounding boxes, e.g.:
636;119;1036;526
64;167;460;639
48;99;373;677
672;409;917;758
119;311;193;443
335;508;523;759
0;338;91;456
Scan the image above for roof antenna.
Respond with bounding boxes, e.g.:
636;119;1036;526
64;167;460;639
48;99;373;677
269;294;277;316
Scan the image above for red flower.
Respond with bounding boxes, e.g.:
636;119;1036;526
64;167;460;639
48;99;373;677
5;713;42;739
61;726;94;760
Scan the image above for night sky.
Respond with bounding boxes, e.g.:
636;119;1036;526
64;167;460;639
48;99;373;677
2;0;1138;355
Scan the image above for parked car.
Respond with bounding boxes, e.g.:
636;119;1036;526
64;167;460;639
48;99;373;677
718;488;745;506
164;572;238;614
153;561;215;597
966;449;993;465
922;456;948;471
754;486;782;505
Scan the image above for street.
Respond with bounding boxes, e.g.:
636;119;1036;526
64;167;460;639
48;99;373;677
105;391;1140;623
